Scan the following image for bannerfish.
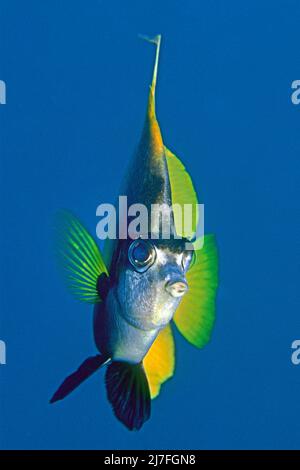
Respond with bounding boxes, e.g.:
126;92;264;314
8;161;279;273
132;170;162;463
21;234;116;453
50;35;218;430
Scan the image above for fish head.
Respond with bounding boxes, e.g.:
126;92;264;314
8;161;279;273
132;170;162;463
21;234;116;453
114;237;194;331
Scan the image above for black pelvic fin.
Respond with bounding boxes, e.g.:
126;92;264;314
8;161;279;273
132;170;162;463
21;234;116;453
50;354;109;404
96;272;110;300
105;361;151;431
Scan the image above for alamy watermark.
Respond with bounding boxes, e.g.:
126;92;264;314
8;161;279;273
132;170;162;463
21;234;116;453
291;340;300;365
0;80;6;104
95;196;204;250
291;80;300;105
0;340;6;365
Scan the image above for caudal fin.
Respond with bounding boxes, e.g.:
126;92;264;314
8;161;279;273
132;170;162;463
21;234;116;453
50;354;109;404
105;361;151;431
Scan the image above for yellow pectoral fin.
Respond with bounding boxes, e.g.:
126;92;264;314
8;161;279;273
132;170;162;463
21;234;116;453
143;324;175;399
54;210;109;304
173;234;218;348
165;146;199;239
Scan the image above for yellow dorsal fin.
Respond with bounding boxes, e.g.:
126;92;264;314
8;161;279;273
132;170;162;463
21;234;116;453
143;324;175;399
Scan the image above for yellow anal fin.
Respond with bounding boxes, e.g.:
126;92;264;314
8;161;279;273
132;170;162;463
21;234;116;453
144;324;175;399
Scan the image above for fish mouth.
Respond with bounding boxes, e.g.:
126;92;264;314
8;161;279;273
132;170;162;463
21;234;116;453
165;279;188;298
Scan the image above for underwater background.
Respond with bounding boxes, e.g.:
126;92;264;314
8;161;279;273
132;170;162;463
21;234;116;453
0;0;300;449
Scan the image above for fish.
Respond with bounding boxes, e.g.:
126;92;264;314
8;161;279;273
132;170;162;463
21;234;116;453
50;35;218;431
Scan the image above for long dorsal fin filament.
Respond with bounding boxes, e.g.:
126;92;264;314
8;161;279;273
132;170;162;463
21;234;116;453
139;34;162;119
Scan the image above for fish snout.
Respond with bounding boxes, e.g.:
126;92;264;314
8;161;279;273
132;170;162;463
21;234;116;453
165;279;188;298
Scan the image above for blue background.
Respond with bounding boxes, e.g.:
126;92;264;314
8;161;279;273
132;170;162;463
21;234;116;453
0;0;300;450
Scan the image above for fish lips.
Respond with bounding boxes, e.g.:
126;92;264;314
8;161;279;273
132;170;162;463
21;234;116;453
165;278;188;298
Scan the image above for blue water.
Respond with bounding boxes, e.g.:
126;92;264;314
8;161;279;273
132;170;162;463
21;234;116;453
1;0;300;450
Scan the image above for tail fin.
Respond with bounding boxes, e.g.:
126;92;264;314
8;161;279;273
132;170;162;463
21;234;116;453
105;361;151;431
50;354;109;404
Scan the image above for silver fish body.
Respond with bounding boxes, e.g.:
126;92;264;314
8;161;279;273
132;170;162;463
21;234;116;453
94;242;191;363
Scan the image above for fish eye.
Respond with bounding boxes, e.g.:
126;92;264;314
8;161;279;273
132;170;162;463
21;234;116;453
128;240;156;272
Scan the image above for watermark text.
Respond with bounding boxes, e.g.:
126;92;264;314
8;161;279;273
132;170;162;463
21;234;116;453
0;340;6;365
95;196;204;251
0;80;6;104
